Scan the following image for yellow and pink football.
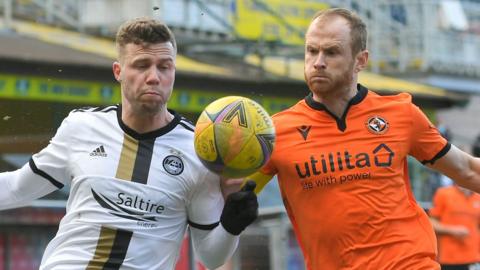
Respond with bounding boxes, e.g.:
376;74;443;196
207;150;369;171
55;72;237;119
194;96;275;178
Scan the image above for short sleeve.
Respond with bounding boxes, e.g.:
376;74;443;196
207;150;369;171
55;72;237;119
429;188;446;219
30;115;73;187
408;104;449;165
187;170;223;228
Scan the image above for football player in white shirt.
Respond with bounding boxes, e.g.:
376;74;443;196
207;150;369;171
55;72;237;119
0;18;258;270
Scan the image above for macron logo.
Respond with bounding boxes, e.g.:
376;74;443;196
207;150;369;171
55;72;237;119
90;145;107;157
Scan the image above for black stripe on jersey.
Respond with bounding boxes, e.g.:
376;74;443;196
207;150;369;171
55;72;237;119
179;120;194;132
188;220;220;230
73;105;117;113
28;158;64;189
101;106;118;113
101;229;133;270
421;142;451;165
179;117;195;131
131;139;155;184
93;105;116;112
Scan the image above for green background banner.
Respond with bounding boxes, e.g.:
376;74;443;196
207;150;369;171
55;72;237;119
0;73;297;114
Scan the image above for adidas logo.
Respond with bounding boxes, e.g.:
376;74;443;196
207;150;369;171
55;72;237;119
90;145;107;157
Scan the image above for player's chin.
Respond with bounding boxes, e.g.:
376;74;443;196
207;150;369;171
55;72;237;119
139;101;164;113
309;83;331;95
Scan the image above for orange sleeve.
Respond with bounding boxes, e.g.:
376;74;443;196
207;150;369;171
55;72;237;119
429;188;446;219
408;103;449;164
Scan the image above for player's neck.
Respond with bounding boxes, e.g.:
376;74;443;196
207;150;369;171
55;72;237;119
122;105;173;134
313;84;358;118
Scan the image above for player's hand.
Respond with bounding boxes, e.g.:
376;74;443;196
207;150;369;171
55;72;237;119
220;181;258;235
449;225;469;239
220;177;244;198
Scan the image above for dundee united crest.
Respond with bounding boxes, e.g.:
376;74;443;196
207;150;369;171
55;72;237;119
366;116;389;135
163;155;184;175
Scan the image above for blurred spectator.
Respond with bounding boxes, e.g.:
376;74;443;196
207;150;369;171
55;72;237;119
429;184;480;270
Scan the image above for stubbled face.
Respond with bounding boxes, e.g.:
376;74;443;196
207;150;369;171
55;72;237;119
113;42;176;115
304;16;358;98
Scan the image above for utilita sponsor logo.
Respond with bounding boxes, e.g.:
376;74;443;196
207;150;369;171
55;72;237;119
295;143;394;179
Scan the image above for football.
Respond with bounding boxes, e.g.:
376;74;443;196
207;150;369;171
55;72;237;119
194;96;275;178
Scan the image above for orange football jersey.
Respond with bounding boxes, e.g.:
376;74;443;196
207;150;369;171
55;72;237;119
260;85;446;270
430;186;480;264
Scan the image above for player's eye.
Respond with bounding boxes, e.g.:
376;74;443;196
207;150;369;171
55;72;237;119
324;49;337;56
306;47;317;54
158;64;171;70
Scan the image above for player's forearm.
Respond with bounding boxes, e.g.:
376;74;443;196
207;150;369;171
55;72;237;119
0;164;57;210
455;156;480;192
190;224;239;269
243;171;274;194
430;218;450;235
431;146;480;193
469;156;480;187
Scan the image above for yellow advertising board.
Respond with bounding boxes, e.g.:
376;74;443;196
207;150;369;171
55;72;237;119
233;0;329;45
0;74;297;114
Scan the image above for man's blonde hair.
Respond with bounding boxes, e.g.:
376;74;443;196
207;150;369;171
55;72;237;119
115;17;177;58
311;8;367;55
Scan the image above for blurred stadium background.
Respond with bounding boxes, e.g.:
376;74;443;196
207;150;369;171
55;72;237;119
0;0;479;269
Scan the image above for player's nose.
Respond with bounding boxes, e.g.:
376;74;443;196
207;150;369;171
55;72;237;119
145;67;161;84
313;53;327;69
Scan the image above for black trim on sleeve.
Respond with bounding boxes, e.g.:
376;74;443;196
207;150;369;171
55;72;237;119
28;158;64;189
421;142;452;165
188;220;220;230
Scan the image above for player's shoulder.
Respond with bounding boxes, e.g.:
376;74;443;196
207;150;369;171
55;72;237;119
70;105;118;114
66;105;118;122
367;90;413;104
435;185;455;196
177;115;195;133
271;99;305;120
365;90;417;117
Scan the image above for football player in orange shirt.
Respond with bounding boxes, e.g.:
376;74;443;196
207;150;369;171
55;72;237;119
430;184;480;270
225;7;480;270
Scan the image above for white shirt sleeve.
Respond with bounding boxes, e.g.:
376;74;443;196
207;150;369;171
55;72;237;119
186;170;239;268
190;225;239;269
0;114;74;210
0;163;59;210
30;115;73;187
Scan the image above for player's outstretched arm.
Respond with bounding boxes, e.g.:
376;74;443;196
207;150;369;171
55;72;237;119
429;217;469;239
221;171;274;198
428;144;480;192
190;181;258;269
0;163;58;210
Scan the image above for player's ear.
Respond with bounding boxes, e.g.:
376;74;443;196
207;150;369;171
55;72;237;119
112;61;122;82
354;49;369;73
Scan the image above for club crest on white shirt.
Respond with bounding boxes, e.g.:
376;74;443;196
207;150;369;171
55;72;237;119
163;155;184;175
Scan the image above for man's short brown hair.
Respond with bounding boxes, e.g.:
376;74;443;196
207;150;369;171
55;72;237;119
311;8;367;55
115;17;177;56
